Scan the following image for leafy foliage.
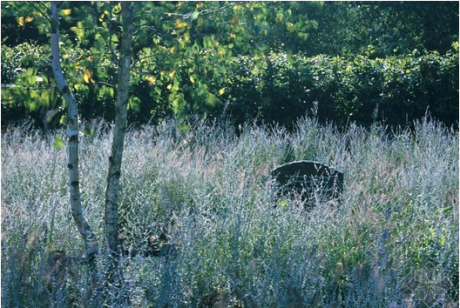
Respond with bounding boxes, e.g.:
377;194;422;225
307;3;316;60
305;1;459;57
1;1;458;130
224;50;459;129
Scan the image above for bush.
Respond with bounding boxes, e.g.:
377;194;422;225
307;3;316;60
224;50;459;129
2;41;458;131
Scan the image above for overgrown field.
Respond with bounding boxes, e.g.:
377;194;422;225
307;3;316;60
2;117;458;307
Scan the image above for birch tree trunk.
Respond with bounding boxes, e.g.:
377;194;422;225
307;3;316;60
50;1;99;263
104;2;133;257
50;2;100;304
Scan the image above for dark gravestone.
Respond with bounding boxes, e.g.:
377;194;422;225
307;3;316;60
271;160;344;208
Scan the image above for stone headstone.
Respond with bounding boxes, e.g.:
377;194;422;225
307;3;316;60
270;160;344;208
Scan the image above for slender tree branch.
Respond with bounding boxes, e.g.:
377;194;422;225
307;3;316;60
31;1;52;24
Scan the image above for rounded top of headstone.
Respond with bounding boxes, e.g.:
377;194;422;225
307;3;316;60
271;160;343;178
270;160;344;206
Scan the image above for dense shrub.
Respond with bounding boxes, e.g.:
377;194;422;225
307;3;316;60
2;43;458;130
224;50;459;129
1;43;55;129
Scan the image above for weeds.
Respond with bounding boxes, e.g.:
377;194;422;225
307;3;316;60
2;117;458;307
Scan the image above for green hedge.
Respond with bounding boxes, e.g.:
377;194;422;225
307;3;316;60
224;50;459;129
2;43;458;130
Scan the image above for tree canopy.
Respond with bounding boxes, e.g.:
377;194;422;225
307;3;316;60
1;1;458;130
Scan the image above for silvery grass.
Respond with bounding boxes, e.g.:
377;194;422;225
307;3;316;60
2;116;458;307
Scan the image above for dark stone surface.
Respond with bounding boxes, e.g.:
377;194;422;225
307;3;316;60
271;160;344;207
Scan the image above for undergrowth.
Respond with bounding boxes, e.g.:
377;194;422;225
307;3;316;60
1;117;458;307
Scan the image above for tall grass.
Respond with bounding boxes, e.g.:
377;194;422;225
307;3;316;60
2;117;458;307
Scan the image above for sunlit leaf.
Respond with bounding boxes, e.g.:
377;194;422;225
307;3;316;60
53;135;65;150
184;32;190;43
191;11;199;20
83;68;94;84
62;9;72;16
174;19;186;30
99;86;115;98
113;2;121;14
128;96;141;112
206;93;218;107
17;16;33;27
232;4;242;11
59;115;67;125
18;16;25;27
70;26;84;41
217;46;226;56
146;76;156;84
26;100;37;111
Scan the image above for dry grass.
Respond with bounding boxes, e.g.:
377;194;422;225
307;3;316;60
2;117;458;307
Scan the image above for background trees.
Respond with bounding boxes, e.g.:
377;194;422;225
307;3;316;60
304;1;459;58
1;1;458;131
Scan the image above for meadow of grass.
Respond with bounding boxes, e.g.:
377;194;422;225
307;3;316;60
1;116;458;308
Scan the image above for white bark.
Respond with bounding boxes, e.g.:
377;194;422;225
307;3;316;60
50;2;98;259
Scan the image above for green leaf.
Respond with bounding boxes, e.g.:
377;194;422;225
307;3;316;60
53;135;65;150
128;96;141;113
26;100;37;111
206;92;221;107
172;93;186;115
59;115;67;125
191;10;199;20
83;124;94;138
